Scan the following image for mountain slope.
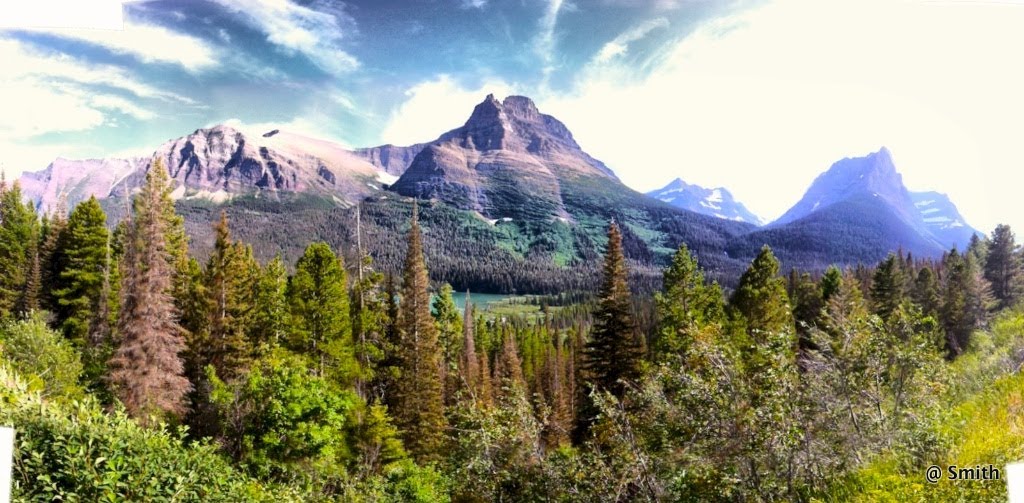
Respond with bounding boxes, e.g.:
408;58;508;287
19;157;146;211
647;178;763;225
910;191;980;249
107;125;384;206
728;148;952;267
772;147;925;233
385;94;755;281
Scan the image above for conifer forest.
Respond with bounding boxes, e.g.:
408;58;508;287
2;159;1024;502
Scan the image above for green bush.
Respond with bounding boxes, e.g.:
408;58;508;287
0;313;84;401
0;366;301;502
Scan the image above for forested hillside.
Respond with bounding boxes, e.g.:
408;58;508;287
1;165;1022;502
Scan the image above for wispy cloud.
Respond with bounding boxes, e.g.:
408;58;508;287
461;0;488;8
0;38;197;140
594;17;669;63
20;20;218;70
380;75;515;145
212;0;360;75
534;0;570;85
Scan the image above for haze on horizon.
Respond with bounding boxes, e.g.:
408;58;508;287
2;0;1022;234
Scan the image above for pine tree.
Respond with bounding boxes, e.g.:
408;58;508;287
52;197;110;346
493;332;525;402
251;255;289;349
458;293;482;402
731;245;794;337
820;265;843;304
870;253;905;322
0;180;38;317
199;212;259;380
911;267;940;318
984;224;1021;310
392;202;446;462
433;283;463;404
108;160;192;424
577;222;641;440
288;242;354;384
653;244;725;359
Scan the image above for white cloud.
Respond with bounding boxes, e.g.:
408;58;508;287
0;38;195;175
22;21;217;70
535;0;569;84
379;75;515;146
212;0;359;75
537;0;1024;235
461;0;488;8
594;17;669;63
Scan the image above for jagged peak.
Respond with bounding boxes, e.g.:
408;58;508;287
502;95;540;120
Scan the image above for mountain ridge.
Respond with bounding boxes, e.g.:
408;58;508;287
647;178;763;225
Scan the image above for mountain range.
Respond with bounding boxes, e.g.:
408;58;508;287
16;95;980;292
646;179;763;225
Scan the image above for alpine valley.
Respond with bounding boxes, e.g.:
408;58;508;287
17;95;978;293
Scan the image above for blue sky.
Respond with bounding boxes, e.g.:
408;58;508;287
2;0;1024;234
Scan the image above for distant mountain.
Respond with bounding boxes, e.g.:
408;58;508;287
910;191;980;249
109;125;385;205
20;157;145;212
646;178;763;225
21;126;391;210
730;148;958;267
772;147;926;233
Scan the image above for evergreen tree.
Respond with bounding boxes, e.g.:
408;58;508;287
0;180;38;317
51;197;110;346
458;293;482;402
653;244;725;359
870;253;905;322
250;255;289;349
350;253;388;401
392;203;446;462
288;242;354;385
493;331;526;402
820;265;843;304
911;267;941;318
984;224;1021;310
201;212;258;380
583;222;642;398
730;245;793;337
108;161;192;423
433;283;463;403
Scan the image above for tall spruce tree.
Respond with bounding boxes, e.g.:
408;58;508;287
984;224;1021;310
392;202;446;462
288;242;355;385
583;221;642;398
108;160;192;423
52;197;110;346
458;293;482;402
201;212;259;380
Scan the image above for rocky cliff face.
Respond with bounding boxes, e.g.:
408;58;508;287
106;125;383;205
353;143;428;177
390;94;618;220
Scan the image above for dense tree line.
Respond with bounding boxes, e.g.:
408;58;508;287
1;162;1023;500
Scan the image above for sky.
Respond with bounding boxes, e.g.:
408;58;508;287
2;0;1023;234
